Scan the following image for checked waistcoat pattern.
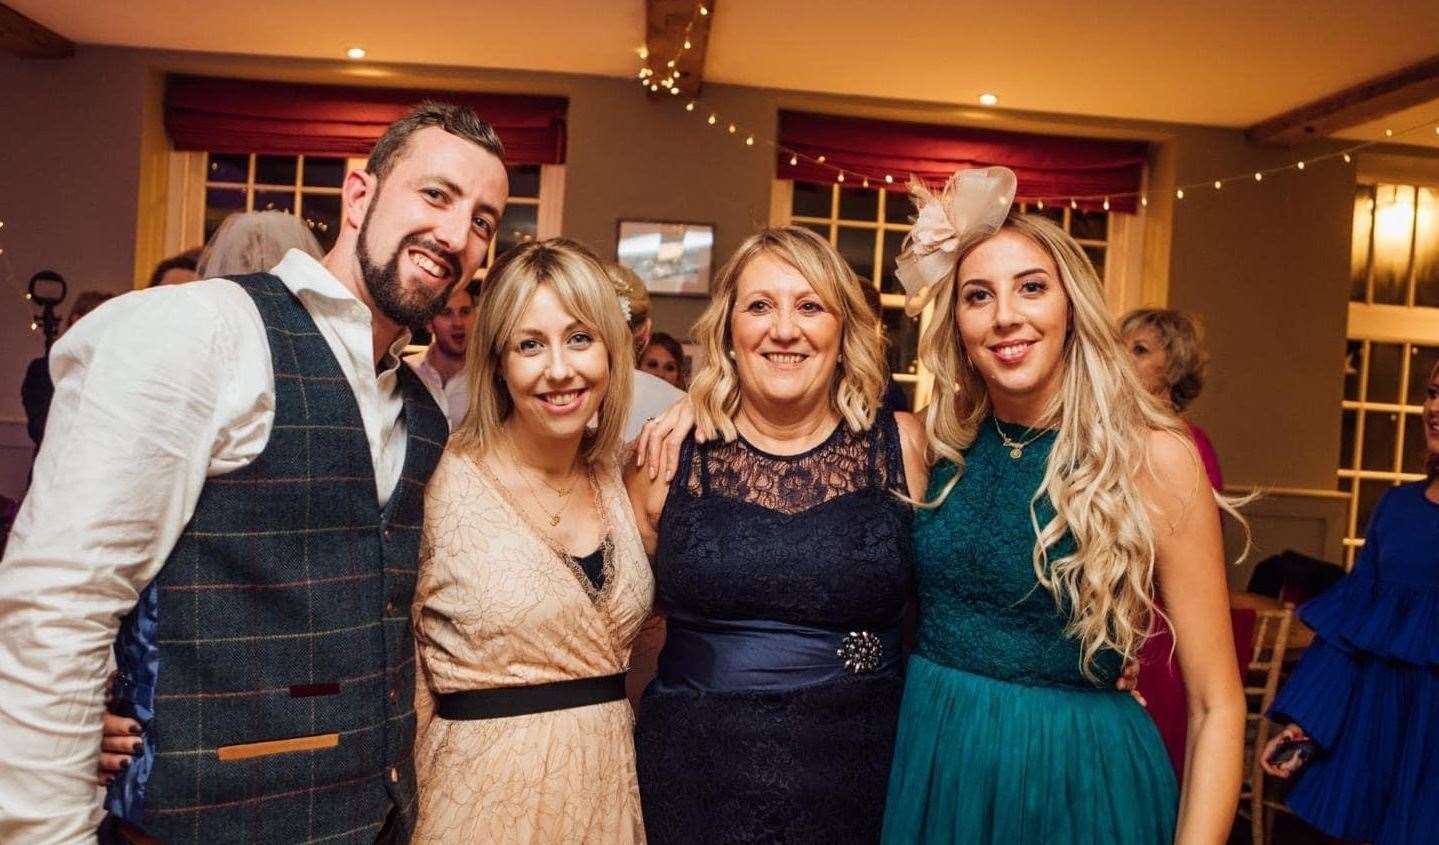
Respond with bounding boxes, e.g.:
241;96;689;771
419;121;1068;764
106;272;449;844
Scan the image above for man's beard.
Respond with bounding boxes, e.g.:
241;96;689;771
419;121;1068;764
356;205;459;329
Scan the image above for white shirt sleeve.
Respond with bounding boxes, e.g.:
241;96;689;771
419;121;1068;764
0;281;271;843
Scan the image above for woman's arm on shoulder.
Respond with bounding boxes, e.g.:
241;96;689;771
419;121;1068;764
893;411;930;501
1138;428;1245;845
624;460;670;557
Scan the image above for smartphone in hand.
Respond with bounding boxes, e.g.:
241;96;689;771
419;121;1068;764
1266;737;1317;768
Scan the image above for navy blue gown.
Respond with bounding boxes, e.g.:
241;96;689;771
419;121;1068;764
1269;481;1439;845
634;412;913;844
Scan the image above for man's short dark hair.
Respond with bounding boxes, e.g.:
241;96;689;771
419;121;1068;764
366;101;506;182
148;248;200;288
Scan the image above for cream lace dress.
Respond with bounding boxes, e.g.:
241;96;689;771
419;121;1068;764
411;449;653;844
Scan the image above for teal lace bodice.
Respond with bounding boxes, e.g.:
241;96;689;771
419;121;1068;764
914;418;1122;688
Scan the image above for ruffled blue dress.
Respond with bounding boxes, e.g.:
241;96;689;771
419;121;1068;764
1268;481;1439;845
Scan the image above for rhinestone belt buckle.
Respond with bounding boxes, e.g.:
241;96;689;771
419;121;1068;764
837;630;883;674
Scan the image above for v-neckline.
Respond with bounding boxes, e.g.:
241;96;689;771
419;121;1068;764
468;453;619;611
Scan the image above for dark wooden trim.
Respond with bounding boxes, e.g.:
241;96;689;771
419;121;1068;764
0;2;73;59
644;0;714;98
1246;53;1439;146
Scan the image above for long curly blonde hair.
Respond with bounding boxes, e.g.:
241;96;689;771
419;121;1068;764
920;212;1243;678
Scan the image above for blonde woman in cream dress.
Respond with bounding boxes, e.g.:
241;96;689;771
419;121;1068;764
410;238;652;844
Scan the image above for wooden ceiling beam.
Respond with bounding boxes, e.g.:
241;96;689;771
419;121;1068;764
642;0;713;99
1246;53;1439;146
0;2;74;59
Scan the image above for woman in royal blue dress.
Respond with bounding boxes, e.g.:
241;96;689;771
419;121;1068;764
880;167;1246;844
1261;360;1439;845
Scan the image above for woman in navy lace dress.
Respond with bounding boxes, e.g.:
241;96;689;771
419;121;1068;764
626;227;928;844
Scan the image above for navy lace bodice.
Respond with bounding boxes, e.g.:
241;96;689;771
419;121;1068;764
636;410;913;844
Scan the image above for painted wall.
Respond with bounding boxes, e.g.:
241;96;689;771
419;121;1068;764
0;43;1419;503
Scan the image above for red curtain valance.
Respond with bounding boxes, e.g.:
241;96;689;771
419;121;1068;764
165;74;567;165
777;111;1148;212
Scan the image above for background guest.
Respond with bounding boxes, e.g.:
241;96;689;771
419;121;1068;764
606;261;683;440
1121;308;1222;488
145;248;200;287
194;209;324;279
1260;359;1438;845
405;282;479;429
640;331;687;390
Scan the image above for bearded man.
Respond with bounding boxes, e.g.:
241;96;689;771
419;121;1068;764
0;101;509;844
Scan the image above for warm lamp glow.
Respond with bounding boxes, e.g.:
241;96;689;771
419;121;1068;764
345;47;366;60
978;93;998;106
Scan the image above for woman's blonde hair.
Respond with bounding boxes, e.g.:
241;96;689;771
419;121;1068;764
920;213;1244;678
689;226;887;441
1120;308;1209;411
450;238;634;465
196;210;324;278
1427;361;1439;480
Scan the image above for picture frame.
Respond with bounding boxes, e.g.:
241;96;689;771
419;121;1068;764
616;219;714;297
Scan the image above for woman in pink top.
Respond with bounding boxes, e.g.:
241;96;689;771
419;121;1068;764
1122;308;1227;780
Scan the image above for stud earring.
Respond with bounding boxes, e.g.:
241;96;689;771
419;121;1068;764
727;349;736;360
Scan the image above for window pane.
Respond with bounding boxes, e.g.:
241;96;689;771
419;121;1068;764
1359;410;1398;472
884;189;914;224
882;307;920;375
1338;408;1357;469
1371;184;1415;305
896;380;917;411
1367;342;1403;404
204;188;245;243
791;182;831;218
1082;245;1106;280
1343;340;1364;401
207;153;248;184
880;229;907;295
1408;344;1439;406
1402;413;1430;474
1356;479;1395;537
1033;205;1065;227
495;202;538;259
255;155;298;186
302;156;346;188
797;221;830;242
838;187;879;221
836;226;876;283
253;190;295;214
1350;184;1375;302
1413;186;1439;308
508;165;541;198
301;193;341;252
1070;209;1108;241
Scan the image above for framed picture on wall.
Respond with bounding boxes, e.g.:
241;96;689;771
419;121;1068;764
616;219;714;296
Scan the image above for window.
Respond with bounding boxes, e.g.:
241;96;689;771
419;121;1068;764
168;151;564;272
777;180;1117;409
1338;178;1439;566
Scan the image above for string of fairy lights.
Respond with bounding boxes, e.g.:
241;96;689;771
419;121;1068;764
634;4;1439;209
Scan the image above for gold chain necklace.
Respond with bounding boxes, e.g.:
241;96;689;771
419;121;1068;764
506;435;579;526
993;416;1050;460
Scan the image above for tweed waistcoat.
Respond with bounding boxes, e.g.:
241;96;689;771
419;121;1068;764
105;273;448;844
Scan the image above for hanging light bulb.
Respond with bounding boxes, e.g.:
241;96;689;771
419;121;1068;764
638;46;649;60
1036;199;1044;210
745;135;754;146
650;84;659;92
685;101;695;111
1343;153;1352;163
862;178;870;188
1140;195;1148;208
699;4;708;15
727;123;736;133
1384;128;1393;137
1102;197;1110;210
789;155;798;166
667;60;676;68
1254;172;1263;181
1176;189;1185;199
1070;199;1078;209
1296;160;1305;170
707;113;717;125
837;173;846;183
1214;180;1222;189
683;39;692;49
817;155;826;164
669;87;680;95
884;174;893;184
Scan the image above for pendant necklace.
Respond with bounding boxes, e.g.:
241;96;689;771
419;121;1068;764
993;416;1050;460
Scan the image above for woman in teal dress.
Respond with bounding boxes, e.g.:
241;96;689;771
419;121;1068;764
881;168;1246;844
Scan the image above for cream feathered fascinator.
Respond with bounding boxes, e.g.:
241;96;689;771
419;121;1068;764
893;166;1018;316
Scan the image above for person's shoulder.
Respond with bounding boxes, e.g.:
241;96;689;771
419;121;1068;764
892;410;925;450
633;369;684;401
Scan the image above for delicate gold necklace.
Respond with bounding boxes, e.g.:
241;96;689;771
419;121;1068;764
993;416;1050;460
506;435;579;526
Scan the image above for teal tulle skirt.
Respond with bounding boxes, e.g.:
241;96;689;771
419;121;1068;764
881;655;1178;845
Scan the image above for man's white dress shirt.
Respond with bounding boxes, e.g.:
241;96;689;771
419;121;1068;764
0;250;412;843
626;369;685;442
404;347;470;431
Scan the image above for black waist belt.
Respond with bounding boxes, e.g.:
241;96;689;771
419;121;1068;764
434;673;627;720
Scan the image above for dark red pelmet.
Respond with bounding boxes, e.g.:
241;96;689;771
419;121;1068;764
165;74;567;165
777;111;1148;212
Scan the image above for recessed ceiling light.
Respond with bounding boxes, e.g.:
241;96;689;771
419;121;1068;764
978;93;998;106
346;46;367;60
